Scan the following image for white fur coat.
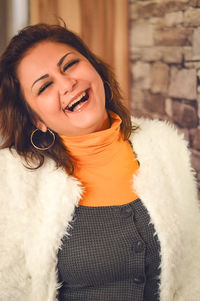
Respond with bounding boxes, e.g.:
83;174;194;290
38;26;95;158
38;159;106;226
0;118;200;301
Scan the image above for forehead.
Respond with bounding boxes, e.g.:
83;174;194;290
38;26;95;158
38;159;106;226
17;41;83;84
21;41;81;64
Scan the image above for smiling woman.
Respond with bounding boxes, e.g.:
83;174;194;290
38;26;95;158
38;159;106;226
0;23;131;173
0;23;200;301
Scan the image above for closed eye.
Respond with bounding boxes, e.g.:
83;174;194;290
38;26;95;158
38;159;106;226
63;59;79;72
38;81;53;95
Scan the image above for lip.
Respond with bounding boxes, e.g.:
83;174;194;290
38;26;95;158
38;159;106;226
63;88;91;114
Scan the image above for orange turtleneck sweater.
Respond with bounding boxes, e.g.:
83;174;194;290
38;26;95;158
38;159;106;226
61;112;139;206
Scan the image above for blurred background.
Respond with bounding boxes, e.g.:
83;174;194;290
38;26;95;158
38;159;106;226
0;0;200;198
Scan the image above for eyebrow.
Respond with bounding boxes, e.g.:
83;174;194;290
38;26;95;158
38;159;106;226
31;52;74;90
57;52;73;66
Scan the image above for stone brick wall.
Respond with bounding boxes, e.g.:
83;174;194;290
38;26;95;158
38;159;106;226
129;0;200;198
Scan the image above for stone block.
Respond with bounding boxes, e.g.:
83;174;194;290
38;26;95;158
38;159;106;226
130;22;154;48
154;28;193;46
184;62;200;69
130;4;139;21
162;47;183;63
190;0;198;6
164;1;188;12
150;17;165;30
139;47;182;64
131;87;145;110
192;27;200;59
191;128;200;150
151;62;169;94
131;109;154;120
197;95;200;119
144;91;165;114
130;47;142;61
130;2;165;20
183;46;193;61
131;61;151;90
190;128;196;144
178;128;190;142
190;149;200;172
160;114;174;124
141;47;163;62
170;0;189;2
184;8;200;27
169;67;197;100
165;11;183;27
190;0;200;7
165;98;173;117
172;102;199;128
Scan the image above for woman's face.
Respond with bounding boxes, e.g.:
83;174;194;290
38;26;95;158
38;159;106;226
17;41;109;136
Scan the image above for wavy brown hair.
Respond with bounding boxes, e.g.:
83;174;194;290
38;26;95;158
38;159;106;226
0;23;134;174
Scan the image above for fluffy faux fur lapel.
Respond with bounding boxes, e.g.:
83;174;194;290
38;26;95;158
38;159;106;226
22;166;82;301
130;118;200;301
0;149;82;301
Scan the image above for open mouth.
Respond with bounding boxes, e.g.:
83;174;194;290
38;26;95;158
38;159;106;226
65;89;90;112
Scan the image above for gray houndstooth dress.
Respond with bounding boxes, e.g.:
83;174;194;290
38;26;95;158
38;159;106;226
57;198;161;301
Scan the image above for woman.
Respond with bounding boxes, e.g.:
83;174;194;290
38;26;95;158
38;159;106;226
0;23;199;301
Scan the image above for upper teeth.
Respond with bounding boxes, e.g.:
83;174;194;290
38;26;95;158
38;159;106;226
67;92;86;109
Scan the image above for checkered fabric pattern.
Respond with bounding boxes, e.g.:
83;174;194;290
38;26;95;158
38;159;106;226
57;199;161;301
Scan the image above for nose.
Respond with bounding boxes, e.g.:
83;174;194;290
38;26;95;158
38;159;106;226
58;74;77;96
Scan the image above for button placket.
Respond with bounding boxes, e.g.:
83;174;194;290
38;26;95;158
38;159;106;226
127;203;146;290
114;201;147;292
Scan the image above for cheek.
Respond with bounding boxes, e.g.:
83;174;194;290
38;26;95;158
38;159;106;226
90;69;103;86
35;91;60;114
96;79;105;101
88;71;104;96
39;100;60;117
79;61;103;83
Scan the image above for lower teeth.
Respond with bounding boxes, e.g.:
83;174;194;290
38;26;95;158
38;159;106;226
73;100;88;112
69;92;89;112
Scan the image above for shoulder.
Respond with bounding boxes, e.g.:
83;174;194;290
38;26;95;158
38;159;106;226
130;116;189;156
131;116;185;144
0;147;57;172
0;146;80;189
0;147;81;210
0;148;66;191
130;116;195;183
0;147;18;160
0;148;23;174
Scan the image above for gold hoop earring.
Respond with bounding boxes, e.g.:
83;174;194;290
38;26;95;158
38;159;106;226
30;128;55;151
104;81;113;102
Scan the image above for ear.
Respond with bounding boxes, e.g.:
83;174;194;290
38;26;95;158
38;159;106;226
36;120;48;132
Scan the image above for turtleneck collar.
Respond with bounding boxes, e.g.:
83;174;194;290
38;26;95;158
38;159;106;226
60;111;122;167
60;111;139;206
